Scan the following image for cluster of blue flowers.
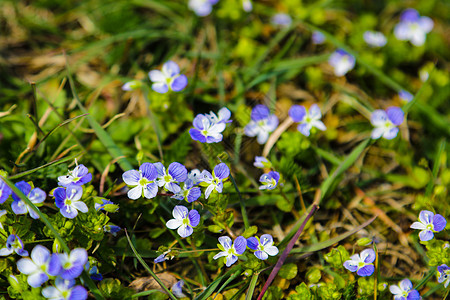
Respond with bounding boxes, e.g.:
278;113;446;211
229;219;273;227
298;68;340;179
189;107;232;143
213;234;279;267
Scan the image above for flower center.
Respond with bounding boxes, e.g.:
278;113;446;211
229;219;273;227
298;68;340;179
164;175;172;183
139;177;151;186
358;262;365;268
426;224;434;231
213;178;220;185
182;218;189;226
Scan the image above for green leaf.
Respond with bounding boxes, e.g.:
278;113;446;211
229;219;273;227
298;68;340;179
278;263;298;280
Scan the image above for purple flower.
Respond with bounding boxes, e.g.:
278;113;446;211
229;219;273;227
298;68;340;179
200;163;230;199
410;210;447;242
328;49;355;76
122;163;158;200
244;105;279;144
188;0;219;17
94;199;118;212
271;13;292;27
399;90;413;103
57;248;88;280
394;9;433;46
11;181;46;219
254;156;271;169
104;224;121;236
343;248;376;277
17;245;61;288
172;280;186;298
54;185;88;219
0;234;28;257
166;205;200;238
88;265;103;281
189;114;227;143
289;104;326;136
154;253;168;264
438;264;450;288
154;162;188;194
42;277;87;300
259;171;280;190
148;61;188;93
363;31;387;47
206;107;232;125
58;164;92;187
247;234;279;260
370;107;404;140
171;179;202;203
312;31;325;44
213;236;247;267
389;279;421;300
0;179;12;204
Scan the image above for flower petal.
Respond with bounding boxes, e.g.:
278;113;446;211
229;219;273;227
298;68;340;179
140;163;157;181
343;260;359;272
370;110;388;126
187;187;201;203
298;123;312;136
27;272;48;288
168;162;188;182
383;127;399;140
357;264;375;277
123;170;140;186
233;236;247;255
189;128;207;143
247;237;259;250
188;210;200;227
432;214;447;232
162;61;180;78
177;225;193;238
173;205;188;220
251;105;270;121
225;255;238;267
255;250;269;260
143;183;158;199
289;105;306;122
260;234;273;247
419;230;434;241
389;284;402;295
399;279;413;292
127;186;142;200
360;249;376;264
218;236;232;250
410;221;427;230
69;286;88;300
17;258;38;274
419;210;434;225
386;107;404;126
70;248;88;266
214;163;230;180
171;75;188;92
72;201;88;213
31;245;50;266
264;246;279;256
152;82;169;94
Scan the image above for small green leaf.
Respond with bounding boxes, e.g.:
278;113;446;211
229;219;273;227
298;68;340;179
278;263;298;280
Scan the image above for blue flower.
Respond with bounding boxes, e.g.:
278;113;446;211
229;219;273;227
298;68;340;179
200;163;230;199
17;245;61;287
410;210;447;242
104;224;121;236
84;262;103;281
389;279;421;300
54;185;88;219
0;234;28;257
343;248;375;277
259;171;280;190
166;205;200;238
171;179;202;203
271;13;292;27
0;179;12;204
254;156;271;169
95;199;118;212
122;163;158;200
172;280;186;298
56;248;88;280
206;107;232;125
189;114;227;143
312;31;325;44
399;90;413;103
438;264;450;288
289;104;326;136
213;236;247;267
154;162;188;194
394;9;433;46
363;31;387;47
42;277;87;300
154;253;168;264
328;49;355;76
247;234;279;260
58;164;92;187
370;107;404;140
188;0;219;17
11;181;46;219
244;105;279;144
149;61;188;93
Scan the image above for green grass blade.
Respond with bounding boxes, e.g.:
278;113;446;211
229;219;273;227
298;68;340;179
64;54;134;172
124;229;177;300
214;268;242;299
320;139;370;200
245;273;259;300
8;153;83;180
228;172;250;230
425;138;446;196
194;267;241;300
290;216;376;253
0;176;105;300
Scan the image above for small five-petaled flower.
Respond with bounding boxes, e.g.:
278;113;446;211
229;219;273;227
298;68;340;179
259;171;280;190
410;210;447;242
389;279;421;300
343;248;376;277
289;104;326;137
247;234;279;260
370;107;404;140
244;105;279;144
213;236;247;267
328;49;355;76
438;264;450;288
394;8;433;46
166;205;200;238
149;61;188;93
